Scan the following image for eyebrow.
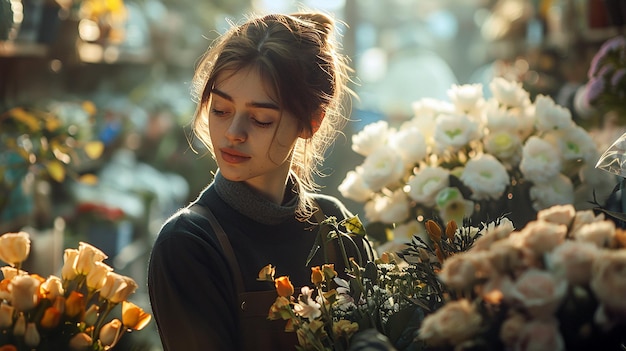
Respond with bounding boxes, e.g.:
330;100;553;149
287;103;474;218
211;88;280;110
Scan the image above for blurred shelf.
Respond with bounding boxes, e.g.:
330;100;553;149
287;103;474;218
0;41;48;57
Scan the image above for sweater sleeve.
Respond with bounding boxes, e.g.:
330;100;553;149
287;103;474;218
147;214;240;351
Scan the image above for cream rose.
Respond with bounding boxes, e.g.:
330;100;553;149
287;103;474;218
439;252;493;290
9;275;41;312
418;299;482;346
572;220;616;248
536;204;576;226
517;220;567;256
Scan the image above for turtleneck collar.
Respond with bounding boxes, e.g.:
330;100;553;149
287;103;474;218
212;171;300;225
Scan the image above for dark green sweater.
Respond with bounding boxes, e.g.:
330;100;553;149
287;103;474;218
148;172;372;351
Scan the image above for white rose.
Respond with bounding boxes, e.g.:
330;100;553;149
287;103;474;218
406;166;450;206
433;113;481;151
489;77;530;108
534;94;574;132
543;127;597;166
359;146;405;192
460;153;509;200
529;174;575;211
351;120;391;156
447;83;484;112
520;136;562;184
338;169;373;203
388;125;427;166
517;220;567;256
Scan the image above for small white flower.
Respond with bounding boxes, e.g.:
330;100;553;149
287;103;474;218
351;120;391;156
447;83;484;112
294;287;321;321
435;187;474;225
359;146;405;192
407;166;450;206
483;130;522;163
529;174;574;211
433;113;480;150
388;125;428;166
338;169;374;202
411;97;455;118
534;94;574;132
489;77;530;108
369;190;411;224
460;154;509;200
520;136;562;184
482;99;518;132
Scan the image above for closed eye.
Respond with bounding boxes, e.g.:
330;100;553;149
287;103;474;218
253;118;273;128
210;108;228;117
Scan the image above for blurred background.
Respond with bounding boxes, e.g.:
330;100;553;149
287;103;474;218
1;0;624;349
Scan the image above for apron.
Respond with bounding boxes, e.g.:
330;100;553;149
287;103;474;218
190;204;331;351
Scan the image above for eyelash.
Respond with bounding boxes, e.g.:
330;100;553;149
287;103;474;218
211;109;273;128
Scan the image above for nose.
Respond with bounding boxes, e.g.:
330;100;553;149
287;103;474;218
225;113;247;143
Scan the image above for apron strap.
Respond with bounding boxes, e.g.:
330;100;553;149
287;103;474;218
189;204;246;295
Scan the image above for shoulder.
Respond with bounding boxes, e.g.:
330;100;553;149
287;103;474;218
310;193;353;219
152;205;220;251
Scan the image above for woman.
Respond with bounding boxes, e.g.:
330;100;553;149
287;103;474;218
148;12;375;351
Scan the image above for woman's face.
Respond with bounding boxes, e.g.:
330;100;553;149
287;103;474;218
208;66;303;196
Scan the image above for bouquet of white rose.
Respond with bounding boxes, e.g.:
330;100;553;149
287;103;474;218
339;77;615;249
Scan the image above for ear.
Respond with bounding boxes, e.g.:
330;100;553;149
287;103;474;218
300;110;325;139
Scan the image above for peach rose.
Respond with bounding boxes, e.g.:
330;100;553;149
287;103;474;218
509;269;567;319
516;220;567;256
9;275;41;312
439;252;492;290
590;250;626;314
536;204;575;226
499;312;527;346
513;318;565;351
546;241;600;286
418;299;482;346
572;221;616;248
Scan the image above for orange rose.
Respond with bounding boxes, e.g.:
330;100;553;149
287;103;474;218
310;267;323;285
274;276;294;297
65;291;85;318
40;307;61;329
0;345;17;351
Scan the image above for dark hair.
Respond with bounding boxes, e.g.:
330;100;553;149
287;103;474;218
190;12;353;216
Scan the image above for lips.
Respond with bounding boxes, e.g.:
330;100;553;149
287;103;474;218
220;147;250;164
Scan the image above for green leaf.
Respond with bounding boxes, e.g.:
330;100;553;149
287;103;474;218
341;215;366;236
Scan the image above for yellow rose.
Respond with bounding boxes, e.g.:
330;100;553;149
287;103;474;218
86;261;112;291
100;273;138;303
121;301;152;330
62;249;79;281
39;276;64;301
321;264;337;281
99;318;122;347
69;332;92;350
268;296;291;320
40;307;61;329
274;276;294;298
75;242;107;275
0;232;30;267
257;264;275;282
333;319;359;339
